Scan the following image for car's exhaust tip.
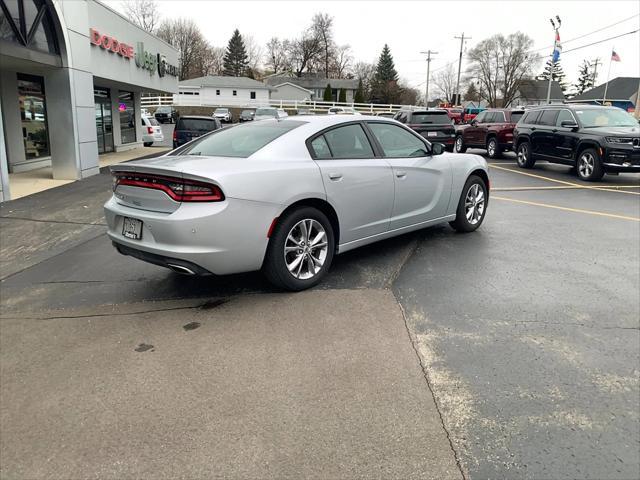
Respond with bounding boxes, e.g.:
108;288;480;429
167;264;196;275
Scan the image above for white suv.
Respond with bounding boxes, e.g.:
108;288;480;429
141;116;164;147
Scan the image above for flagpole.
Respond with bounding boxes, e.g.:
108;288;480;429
602;49;613;105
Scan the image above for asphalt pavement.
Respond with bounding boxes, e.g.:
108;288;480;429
1;148;639;479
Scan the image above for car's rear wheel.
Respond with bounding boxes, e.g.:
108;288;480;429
576;148;604;182
455;135;467;153
516;141;535;168
263;207;335;291
449;175;488;233
143;142;152;147
487;137;502;159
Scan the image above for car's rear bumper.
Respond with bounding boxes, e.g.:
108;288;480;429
104;195;281;275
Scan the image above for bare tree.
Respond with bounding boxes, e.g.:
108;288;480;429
311;13;334;78
156;18;206;80
467;32;538;107
330;44;353;78
243;34;263;77
197;45;225;76
352;61;376;99
264;37;290;74
123;0;160;33
288;30;322;77
432;63;457;103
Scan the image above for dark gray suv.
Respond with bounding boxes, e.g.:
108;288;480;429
513;105;640;181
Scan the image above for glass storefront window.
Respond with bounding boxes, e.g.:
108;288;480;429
0;0;59;54
118;91;136;144
94;88;114;154
18;74;50;160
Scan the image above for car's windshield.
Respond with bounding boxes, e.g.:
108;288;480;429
575;108;637;128
255;108;277;117
241;110;252;115
215;108;229;113
156;107;170;113
180;121;303;157
410;112;452;124
177;118;218;131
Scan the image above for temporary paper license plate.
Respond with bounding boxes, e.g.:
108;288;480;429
122;217;142;240
427;132;438;137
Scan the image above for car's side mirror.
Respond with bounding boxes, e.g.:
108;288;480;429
560;120;579;130
431;143;445;156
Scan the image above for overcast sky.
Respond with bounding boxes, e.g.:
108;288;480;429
107;0;639;93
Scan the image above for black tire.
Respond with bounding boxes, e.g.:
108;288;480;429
445;145;454;153
516;141;535;169
263;207;335;291
576;147;604;182
487;136;502;159
143;142;152;147
449;175;488;233
455;135;467;153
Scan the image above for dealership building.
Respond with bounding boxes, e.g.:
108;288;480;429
0;0;179;201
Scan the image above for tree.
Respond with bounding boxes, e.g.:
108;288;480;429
354;78;365;103
573;59;595;95
196;45;225;77
243;34;263;79
330;44;352;78
338;88;347;103
312;13;334;78
463;82;480;102
288;30;323;77
156;18;206;80
264;37;290;74
537;59;568;93
398;85;420;106
323;83;333;101
432;63;457;103
223;29;249;77
371;44;402;104
466;32;538;107
353;61;376;101
123;0;160;33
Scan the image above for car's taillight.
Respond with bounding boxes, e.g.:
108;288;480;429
112;172;224;202
147;126;154;134
173;130;177;140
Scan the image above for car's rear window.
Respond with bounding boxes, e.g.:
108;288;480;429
156;107;170;113
410;112;452;124
256;108;277;117
510;112;524;123
179;121;304;158
177;118;218;131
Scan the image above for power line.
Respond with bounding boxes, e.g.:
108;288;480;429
561;29;639;54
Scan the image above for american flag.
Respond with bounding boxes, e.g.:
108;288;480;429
611;50;621;62
552;31;562;63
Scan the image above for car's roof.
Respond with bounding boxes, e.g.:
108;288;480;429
273;114;397;128
528;104;614;111
179;115;218;120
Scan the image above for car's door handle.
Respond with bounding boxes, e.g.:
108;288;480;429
396;170;407;178
328;172;343;181
531;127;537;131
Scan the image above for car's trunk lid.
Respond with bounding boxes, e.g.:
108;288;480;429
409;123;456;139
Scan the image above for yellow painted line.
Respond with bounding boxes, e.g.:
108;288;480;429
489;164;640;196
493;185;640;192
493;195;640;222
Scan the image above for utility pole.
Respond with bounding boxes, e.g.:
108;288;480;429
546;15;561;104
590;57;602;86
454;33;470;105
420;50;438;107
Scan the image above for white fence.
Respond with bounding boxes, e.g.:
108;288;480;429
141;95;418;114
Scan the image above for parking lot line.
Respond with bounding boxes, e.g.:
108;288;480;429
492;195;640;222
493;185;640;192
489;164;640;196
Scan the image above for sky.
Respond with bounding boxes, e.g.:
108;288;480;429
106;0;640;95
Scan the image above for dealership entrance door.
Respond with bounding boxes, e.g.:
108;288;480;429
94;88;114;154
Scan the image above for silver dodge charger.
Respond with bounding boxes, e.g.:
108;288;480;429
105;115;489;290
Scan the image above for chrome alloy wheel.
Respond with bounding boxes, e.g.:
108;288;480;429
517;144;528;166
284;219;328;280
578;152;595;178
488;139;496;157
455;136;463;152
465;183;486;225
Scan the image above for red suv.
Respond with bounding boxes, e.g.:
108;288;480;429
454;108;525;158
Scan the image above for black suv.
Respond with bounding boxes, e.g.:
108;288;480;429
514;105;640;181
172;116;222;148
154;106;178;124
394;108;456;151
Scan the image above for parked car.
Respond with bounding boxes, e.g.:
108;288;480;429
239;110;255;122
106;116;489;290
141;116;164;147
444;107;464;124
154;106;177;124
213;108;232;123
254;107;289;121
462;107;485;124
514;104;640;181
376;112;396;118
172;115;222;148
296;108;314;116
394;108;456;151
328;107;361;115
454;108;525;158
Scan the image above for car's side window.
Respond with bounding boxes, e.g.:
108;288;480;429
310;135;332;159
485;112;498;123
474;112;486;123
368;122;429;158
538;109;559;126
395;112;408;123
322;124;375;159
556;110;575;127
523;110;541;124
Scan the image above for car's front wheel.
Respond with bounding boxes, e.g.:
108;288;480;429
516;141;535;168
449;175;488;233
455;135;467;153
576;148;604;182
263;207;335;291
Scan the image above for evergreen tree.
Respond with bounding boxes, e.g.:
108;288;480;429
354;78;365;103
338;88;347;103
223;29;249;77
463;83;479;102
537;59;568;93
323;83;333;101
371;44;402;104
574;59;595;95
